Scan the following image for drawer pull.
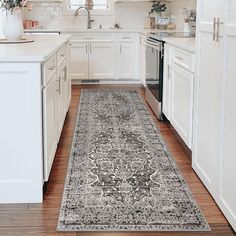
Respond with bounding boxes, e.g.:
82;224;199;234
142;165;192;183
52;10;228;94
60;54;65;57
122;37;131;39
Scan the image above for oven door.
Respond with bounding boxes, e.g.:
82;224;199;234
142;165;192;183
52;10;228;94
145;39;163;102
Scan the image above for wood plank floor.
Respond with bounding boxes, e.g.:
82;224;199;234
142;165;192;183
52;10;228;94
0;85;235;236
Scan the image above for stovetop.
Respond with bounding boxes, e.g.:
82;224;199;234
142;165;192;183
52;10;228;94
149;32;194;41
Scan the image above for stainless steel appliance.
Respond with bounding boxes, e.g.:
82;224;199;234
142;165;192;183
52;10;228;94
145;37;164;120
145;32;194;120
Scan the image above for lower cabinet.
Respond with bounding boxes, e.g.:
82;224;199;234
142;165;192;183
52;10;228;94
163;44;172;120
170;63;193;148
43;73;58;181
90;42;115;79
139;35;146;85
117;42;135;79
163;44;194;149
70;41;115;80
70;33;137;82
43;43;71;181
70;42;88;80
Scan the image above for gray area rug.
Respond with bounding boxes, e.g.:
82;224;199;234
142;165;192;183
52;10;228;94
57;89;210;232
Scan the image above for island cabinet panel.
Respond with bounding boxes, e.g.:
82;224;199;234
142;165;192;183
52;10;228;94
0;63;43;203
0;37;71;203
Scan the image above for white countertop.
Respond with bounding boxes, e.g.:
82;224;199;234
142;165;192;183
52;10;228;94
163;37;196;53
0;34;71;62
24;27;175;35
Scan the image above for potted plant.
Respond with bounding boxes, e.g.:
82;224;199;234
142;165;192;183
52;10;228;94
0;0;32;40
149;1;168;29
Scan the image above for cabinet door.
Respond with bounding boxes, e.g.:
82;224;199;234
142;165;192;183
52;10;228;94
70;42;88;80
117;42;135;79
171;64;193;149
192;0;225;196
89;42;115;80
219;1;236;231
43;74;57;181
56;68;64;141
139;36;146;85
162;44;171;120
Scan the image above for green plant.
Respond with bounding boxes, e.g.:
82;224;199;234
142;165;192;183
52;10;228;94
150;1;167;16
0;0;32;13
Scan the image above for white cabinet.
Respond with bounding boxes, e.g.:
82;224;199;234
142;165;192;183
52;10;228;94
117;42;135;79
70;41;115;80
193;0;236;231
117;34;135;80
90;42;115;79
70;42;88;80
163;44;194;149
43;43;71;181
43;73;57;181
70;33;138;82
162;44;172;120
70;33;115;81
139;35;146;85
171;63;193;148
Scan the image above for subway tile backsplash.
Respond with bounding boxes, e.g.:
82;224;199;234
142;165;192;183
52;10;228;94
24;0;196;30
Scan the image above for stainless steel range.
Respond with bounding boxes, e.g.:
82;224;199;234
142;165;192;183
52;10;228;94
145;32;194;120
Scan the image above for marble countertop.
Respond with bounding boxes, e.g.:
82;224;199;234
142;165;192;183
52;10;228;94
0;34;71;62
163;37;196;53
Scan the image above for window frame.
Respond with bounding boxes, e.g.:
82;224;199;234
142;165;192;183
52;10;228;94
63;0;114;16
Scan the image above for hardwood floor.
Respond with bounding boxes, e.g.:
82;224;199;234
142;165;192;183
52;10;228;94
0;85;235;236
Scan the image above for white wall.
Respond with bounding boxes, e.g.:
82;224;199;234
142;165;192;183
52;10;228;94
23;0;196;30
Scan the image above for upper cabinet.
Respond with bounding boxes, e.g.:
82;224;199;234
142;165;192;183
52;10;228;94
193;0;236;232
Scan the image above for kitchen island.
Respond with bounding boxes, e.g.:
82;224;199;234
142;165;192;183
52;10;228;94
0;34;71;203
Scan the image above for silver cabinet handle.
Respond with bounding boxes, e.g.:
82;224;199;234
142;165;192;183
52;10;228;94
90;44;92;53
56;76;61;94
120;44;122;53
86;44;88;53
168;65;171;79
213;17;217;41
216;18;224;42
60;54;65;57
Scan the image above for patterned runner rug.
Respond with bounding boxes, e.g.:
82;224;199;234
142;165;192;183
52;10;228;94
57;89;210;232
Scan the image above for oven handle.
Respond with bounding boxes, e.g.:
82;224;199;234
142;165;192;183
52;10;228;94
145;40;162;51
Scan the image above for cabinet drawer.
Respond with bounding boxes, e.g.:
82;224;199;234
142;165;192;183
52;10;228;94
70;33;115;42
119;33;134;42
43;55;57;86
173;47;194;72
57;44;67;68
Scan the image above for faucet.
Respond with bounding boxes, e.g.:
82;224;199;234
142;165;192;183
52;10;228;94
74;6;94;29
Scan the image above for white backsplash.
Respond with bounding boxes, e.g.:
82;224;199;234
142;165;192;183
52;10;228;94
168;0;197;31
24;0;196;30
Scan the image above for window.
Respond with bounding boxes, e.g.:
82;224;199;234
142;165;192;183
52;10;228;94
69;0;109;10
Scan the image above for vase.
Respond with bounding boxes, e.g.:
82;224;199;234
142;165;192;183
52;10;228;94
4;9;24;41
